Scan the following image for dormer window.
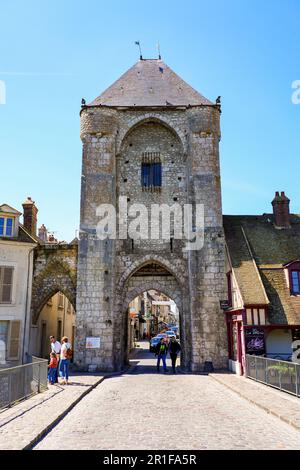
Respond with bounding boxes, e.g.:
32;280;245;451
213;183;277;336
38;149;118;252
0;217;14;237
291;271;300;294
284;260;300;295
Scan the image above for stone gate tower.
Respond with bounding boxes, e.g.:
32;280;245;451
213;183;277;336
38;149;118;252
75;59;228;371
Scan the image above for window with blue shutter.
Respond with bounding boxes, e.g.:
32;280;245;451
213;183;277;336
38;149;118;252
141;152;161;191
0;217;14;237
6;218;13;236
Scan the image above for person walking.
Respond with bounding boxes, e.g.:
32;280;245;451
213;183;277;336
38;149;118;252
59;336;72;385
50;336;61;383
155;337;169;373
169;336;181;373
48;352;58;385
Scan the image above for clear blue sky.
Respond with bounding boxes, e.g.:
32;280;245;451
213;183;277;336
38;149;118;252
0;0;299;241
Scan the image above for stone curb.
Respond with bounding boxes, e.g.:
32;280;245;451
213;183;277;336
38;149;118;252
24;376;105;450
209;373;300;432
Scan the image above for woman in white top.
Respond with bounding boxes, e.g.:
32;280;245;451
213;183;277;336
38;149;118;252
59;336;72;385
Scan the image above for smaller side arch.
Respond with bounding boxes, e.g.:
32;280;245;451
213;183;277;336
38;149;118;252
31;256;77;325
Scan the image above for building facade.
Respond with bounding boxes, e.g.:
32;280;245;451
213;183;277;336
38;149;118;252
0;201;37;366
75;59;228;372
224;192;300;375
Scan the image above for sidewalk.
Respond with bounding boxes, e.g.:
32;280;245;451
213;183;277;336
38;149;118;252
0;373;104;450
210;372;300;431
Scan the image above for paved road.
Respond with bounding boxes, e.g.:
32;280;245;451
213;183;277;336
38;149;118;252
35;342;300;450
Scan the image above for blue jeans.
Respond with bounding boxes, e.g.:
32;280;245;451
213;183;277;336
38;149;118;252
157;353;167;371
48;368;57;384
59;359;69;380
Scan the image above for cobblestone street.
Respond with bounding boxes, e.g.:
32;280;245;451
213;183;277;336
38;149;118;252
34;343;300;450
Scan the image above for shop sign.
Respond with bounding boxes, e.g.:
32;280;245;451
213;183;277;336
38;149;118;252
245;327;265;354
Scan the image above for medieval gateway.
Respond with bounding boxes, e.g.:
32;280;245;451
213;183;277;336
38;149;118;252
75;58;228;372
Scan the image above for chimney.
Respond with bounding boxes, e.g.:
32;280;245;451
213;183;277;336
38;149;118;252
38;224;48;242
22;197;38;236
272;191;291;229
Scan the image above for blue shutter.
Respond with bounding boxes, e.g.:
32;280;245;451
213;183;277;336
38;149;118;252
6;218;13;236
154;162;162;187
149;162;154;188
141;163;150;187
146;163;150;187
0;218;4;236
141;163;146;186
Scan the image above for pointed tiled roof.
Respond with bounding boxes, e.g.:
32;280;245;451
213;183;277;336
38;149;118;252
87;59;213;107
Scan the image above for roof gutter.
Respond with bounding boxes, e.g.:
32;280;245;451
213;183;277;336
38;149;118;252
79;103;220;116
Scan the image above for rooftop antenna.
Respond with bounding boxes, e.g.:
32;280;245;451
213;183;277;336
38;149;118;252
135;41;143;60
157;41;161;60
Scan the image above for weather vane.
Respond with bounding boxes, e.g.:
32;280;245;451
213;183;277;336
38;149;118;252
135;41;143;60
157;41;161;60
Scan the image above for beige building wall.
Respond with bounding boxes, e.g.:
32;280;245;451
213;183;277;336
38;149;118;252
37;292;76;359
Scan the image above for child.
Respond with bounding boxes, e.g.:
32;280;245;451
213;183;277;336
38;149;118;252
48;352;58;385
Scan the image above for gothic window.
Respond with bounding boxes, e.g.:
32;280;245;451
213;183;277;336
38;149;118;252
141;152;161;191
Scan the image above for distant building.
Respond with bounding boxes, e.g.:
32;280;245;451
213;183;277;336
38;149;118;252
37;292;76;359
225;192;300;375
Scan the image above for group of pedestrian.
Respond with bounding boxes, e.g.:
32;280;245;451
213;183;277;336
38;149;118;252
48;335;72;385
155;336;181;374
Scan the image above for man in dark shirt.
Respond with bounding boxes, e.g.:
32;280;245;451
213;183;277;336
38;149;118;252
169;337;181;373
155;338;169;373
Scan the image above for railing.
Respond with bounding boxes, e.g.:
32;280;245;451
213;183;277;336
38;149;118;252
0;356;48;410
246;354;300;397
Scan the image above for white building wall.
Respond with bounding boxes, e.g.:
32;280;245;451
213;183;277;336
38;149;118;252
0;240;35;365
266;329;293;359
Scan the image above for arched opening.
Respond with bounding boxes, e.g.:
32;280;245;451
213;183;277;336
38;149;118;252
125;289;181;373
30;290;76;360
116;260;189;372
116;119;186;254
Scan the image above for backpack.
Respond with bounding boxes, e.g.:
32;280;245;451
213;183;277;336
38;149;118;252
65;345;73;360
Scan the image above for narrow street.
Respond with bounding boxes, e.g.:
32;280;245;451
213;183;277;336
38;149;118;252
34;342;300;450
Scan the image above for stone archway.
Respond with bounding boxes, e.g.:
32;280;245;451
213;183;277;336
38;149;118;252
31;243;77;325
113;260;191;371
29;242;77;358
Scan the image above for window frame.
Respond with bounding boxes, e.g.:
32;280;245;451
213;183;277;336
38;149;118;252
0;217;14;237
141;153;162;190
291;270;300;295
286;261;300;296
58;292;65;309
0;266;14;304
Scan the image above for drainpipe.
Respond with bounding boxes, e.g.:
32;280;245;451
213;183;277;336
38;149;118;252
22;245;36;364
